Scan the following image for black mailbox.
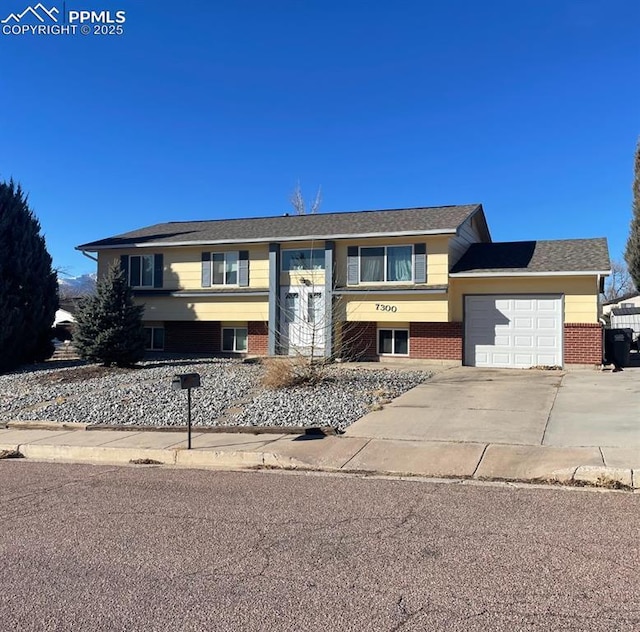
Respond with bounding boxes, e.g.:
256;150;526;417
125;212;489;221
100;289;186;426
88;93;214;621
172;373;201;390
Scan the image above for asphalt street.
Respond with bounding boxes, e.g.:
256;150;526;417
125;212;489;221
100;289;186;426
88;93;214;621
1;462;638;631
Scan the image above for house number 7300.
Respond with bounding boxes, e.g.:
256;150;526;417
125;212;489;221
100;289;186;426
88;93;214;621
375;303;398;312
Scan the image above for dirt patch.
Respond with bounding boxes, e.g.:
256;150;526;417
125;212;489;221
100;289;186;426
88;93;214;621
34;365;134;385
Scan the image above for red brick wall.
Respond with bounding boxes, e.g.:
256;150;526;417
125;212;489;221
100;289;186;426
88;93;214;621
564;323;603;365
164;321;220;354
248;322;269;355
341;322;377;360
409;322;463;360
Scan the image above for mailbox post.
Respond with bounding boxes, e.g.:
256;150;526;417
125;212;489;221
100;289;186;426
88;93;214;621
171;373;201;449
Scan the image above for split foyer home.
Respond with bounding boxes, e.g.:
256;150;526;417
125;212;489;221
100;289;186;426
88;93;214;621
77;204;610;368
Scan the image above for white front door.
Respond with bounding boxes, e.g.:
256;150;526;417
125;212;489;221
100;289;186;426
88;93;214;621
280;286;325;355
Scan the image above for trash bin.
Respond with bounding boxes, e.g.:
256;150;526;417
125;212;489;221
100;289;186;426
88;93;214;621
604;328;633;368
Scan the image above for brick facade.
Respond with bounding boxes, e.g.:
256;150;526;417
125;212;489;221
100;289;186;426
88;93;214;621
409;322;463;360
164;321;221;354
563;323;603;365
248;321;269;355
341;322;378;359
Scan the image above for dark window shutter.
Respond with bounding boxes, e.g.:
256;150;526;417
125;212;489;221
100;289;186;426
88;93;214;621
120;255;130;283
347;246;359;285
414;243;427;283
238;250;249;287
201;252;211;287
153;253;163;288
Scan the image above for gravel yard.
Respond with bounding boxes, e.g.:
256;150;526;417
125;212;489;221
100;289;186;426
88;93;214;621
0;358;432;432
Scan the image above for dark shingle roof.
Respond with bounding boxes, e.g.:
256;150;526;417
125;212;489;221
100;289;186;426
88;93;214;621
77;204;483;250
450;238;610;274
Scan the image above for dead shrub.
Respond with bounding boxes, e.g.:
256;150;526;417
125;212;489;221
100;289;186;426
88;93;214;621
261;357;327;389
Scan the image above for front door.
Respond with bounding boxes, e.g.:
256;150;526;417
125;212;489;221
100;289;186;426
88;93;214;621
280;286;325;355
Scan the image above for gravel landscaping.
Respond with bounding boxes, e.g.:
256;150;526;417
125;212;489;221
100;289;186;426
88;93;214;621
0;358;432;432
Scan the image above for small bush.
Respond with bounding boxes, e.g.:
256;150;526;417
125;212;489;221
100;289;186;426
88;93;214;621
261;357;327;389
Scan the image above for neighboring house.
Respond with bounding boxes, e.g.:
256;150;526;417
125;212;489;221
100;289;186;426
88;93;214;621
602;291;640;342
76;204;610;368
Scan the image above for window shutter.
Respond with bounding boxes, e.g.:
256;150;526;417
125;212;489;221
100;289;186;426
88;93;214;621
347;246;359;285
120;255;129;283
201;252;211;287
153;253;163;288
414;244;427;283
238;250;249;287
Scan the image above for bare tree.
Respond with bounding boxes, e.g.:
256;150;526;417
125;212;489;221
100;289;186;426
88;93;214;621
604;259;635;302
624;138;640;290
290;182;322;215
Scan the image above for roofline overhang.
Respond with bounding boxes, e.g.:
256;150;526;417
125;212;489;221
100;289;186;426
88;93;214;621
449;270;612;278
76;229;459;252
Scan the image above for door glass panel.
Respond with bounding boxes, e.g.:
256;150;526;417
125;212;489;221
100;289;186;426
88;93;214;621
285;293;298;322
394;330;409;355
308;293;322;324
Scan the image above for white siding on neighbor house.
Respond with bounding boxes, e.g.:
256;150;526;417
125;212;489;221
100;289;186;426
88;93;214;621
448;214;485;270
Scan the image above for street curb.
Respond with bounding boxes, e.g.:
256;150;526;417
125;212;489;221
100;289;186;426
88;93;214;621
2;441;637;491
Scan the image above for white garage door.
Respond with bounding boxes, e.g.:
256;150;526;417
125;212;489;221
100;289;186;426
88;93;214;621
464;295;563;368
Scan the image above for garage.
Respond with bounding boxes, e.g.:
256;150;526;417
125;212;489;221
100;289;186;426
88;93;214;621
464;294;563;368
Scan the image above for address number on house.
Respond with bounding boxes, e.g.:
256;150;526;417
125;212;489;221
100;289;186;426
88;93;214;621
375;303;398;313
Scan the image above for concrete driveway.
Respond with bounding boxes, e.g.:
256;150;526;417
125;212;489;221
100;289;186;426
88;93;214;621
345;366;640;449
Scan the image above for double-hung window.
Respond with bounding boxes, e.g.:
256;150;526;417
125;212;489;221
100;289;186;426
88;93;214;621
213;252;238;285
202;251;249;287
129;254;154;287
360;245;413;283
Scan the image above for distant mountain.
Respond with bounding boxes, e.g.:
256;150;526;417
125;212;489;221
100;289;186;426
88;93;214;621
58;273;97;297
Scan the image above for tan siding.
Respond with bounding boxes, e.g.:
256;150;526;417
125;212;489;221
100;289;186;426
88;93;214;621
334;236;450;287
450;276;600;323
343;294;448;323
448;215;484;268
139;296;269;321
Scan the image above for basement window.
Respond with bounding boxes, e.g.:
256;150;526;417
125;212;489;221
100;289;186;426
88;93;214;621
222;327;248;352
378;329;409;356
144;327;164;351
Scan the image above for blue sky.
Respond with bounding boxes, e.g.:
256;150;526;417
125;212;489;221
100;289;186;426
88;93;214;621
1;0;638;277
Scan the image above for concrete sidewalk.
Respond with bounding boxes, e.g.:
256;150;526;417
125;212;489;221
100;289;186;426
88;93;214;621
1;425;638;490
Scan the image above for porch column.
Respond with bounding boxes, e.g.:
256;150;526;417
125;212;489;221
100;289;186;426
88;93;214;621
268;243;280;355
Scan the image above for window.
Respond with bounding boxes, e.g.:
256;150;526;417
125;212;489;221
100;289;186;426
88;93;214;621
144;327;165;351
282;248;325;271
130;254;154;287
212;251;238;285
360;246;412;283
378;329;409;356
222;327;248;352
307;292;322;324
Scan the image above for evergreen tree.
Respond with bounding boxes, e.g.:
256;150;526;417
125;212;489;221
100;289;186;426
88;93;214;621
624;138;640;291
0;179;58;373
74;262;146;367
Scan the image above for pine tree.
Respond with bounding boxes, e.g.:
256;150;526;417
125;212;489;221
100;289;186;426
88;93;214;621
624;138;640;291
0;179;58;373
74;262;146;367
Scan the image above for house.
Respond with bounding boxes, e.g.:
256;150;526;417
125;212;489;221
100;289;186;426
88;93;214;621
76;204;610;368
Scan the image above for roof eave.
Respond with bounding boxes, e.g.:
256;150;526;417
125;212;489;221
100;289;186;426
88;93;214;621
76;228;460;251
449;270;612;278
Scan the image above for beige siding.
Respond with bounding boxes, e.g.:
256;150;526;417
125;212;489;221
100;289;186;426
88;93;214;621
334;236;450;287
98;245;270;290
140;296;269;321
448;214;485;269
341;293;449;323
450;276;600;323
